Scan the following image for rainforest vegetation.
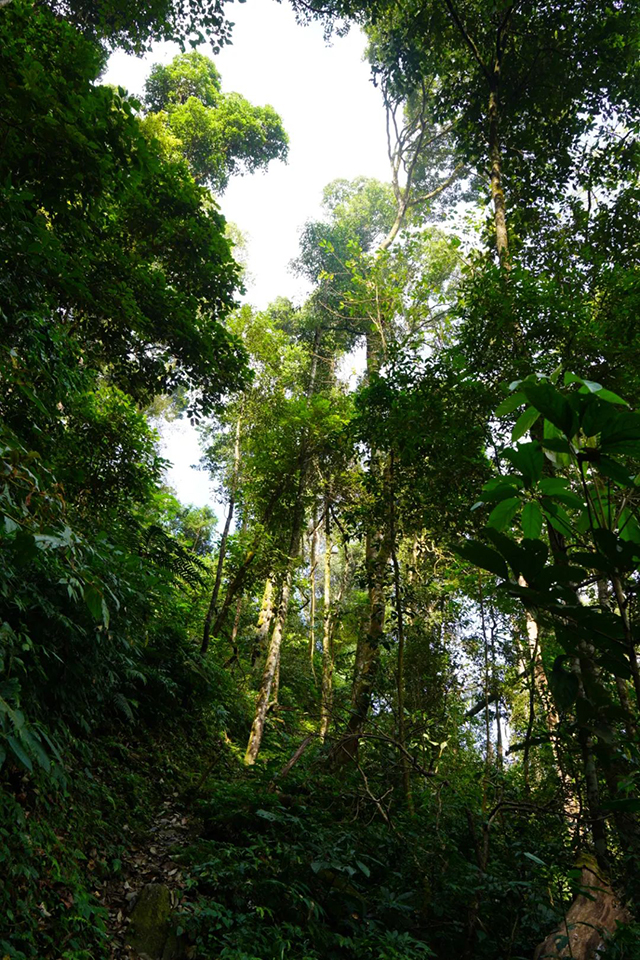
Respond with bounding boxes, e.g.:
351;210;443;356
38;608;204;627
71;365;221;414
3;0;640;958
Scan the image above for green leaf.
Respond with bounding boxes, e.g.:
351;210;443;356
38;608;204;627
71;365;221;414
536;565;589;590
541;499;574;535
475;482;525;506
356;860;371;878
540;438;572;453
487;497;520;532
600;412;640;453
552;492;586;511
598;456;635;487
485;529;548;581
84;584;103;622
495;391;526;416
566;374;628;406
542;418;572;467
539;478;570;495
581;396;617;438
569;550;613;573
454;541;509;579
523;852;546;866
29;736;50;773
7;735;33;771
549;657;579;710
594;388;630;405
504;442;543;486
521;382;577;438
512;406;541;441
603;798;640;813
521;502;543;539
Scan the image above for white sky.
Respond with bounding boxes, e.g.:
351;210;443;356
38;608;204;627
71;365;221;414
103;0;391;509
104;0;390;307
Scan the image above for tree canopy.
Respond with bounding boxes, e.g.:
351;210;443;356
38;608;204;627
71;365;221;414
2;2;640;959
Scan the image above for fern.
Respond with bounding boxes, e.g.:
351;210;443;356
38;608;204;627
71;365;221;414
143;524;208;586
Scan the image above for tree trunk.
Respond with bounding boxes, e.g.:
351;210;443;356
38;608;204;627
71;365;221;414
245;572;293;765
389;454;413;810
252;578;275;667
534;855;628;960
223;597;244;668
488;75;509;264
320;498;333;741
269;644;281;709
245;493;305;765
209;482;283;640
336;327;390;762
338;521;391;762
309;506;318;677
574;653;609;866
201;418;241;656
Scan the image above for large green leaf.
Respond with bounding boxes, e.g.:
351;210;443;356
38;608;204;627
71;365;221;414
495;391;526;416
512;406;541;441
540;499;573;535
600;412;640;453
521;502;543;539
538;478;570;495
597;456;635;487
581;395;616;439
603;798;640;813
487;497;520;532
484;529;548;582
549;657;579;710
565;373;629;407
504;442;543;486
7;735;33;772
454;540;509;580
521;382;577;438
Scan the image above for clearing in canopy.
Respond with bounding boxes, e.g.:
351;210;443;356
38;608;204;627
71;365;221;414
2;0;640;958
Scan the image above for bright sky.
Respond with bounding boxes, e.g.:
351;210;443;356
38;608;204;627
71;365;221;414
103;0;391;509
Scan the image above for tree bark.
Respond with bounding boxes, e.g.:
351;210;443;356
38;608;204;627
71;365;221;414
338;518;391;763
319;497;333;741
245;557;297;765
245;484;305;765
574;653;609;866
201;417;241;656
488;78;509;264
252;578;275;667
389;454;413;810
223;597;244;668
209;482;283;640
336;322;391;762
309;506;318;677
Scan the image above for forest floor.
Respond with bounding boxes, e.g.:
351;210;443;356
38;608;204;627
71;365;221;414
102;792;195;958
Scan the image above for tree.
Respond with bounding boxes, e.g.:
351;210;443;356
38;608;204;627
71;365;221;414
19;0;235;52
143;52;289;192
295;2;639;266
459;373;640;908
1;2;249;424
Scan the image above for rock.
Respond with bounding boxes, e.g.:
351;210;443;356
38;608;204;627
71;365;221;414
128;882;179;959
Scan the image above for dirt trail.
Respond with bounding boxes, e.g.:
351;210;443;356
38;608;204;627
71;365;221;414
102;795;197;958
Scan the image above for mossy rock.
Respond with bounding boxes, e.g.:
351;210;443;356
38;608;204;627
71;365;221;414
128;883;180;960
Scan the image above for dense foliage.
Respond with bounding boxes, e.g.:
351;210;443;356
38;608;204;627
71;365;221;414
2;1;640;959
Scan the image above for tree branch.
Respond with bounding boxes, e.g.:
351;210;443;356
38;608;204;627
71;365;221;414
442;0;491;82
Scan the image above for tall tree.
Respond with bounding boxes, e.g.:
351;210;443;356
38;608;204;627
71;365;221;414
143;52;289;193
